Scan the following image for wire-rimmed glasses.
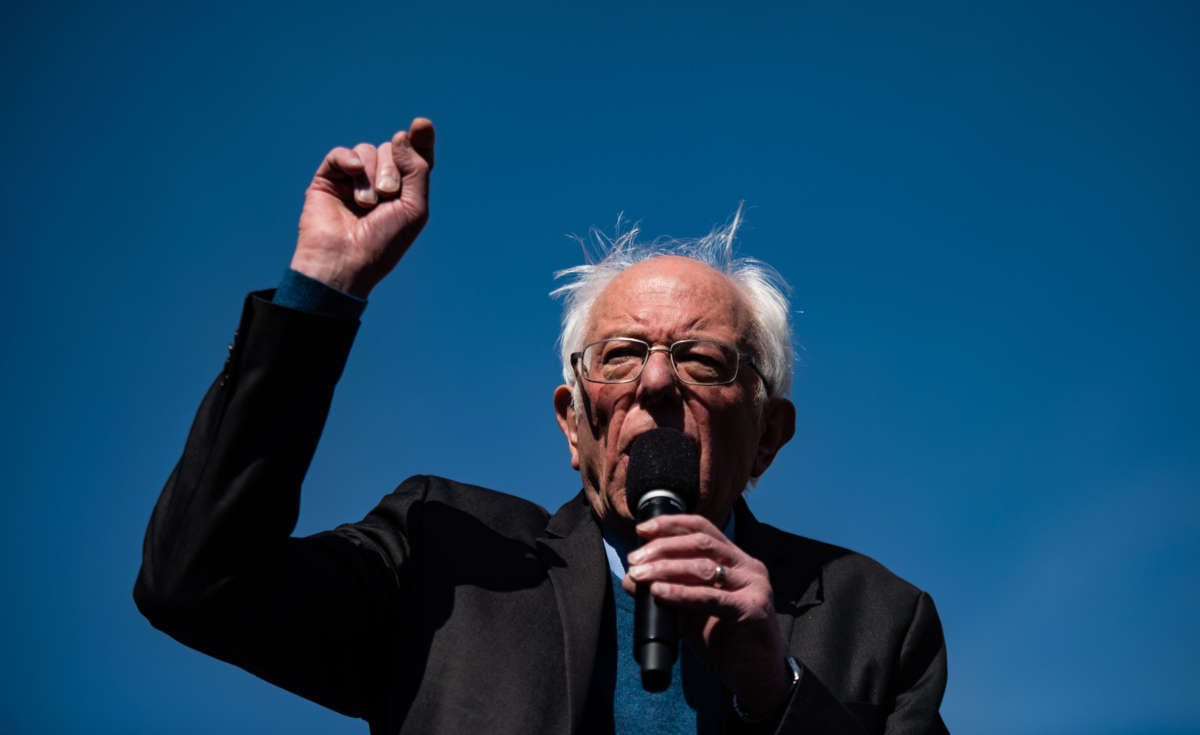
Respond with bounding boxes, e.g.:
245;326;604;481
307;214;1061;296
571;338;769;393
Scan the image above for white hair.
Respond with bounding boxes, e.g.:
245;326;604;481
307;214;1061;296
551;207;794;402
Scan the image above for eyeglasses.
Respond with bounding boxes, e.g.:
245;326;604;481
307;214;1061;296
571;337;770;392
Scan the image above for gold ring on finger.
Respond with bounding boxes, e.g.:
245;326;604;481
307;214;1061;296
712;564;727;589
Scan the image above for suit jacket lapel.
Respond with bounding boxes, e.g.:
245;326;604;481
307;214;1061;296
537;491;608;732
735;500;825;642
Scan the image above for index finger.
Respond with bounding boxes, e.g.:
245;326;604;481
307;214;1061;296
636;513;724;539
314;146;365;179
406;117;435;168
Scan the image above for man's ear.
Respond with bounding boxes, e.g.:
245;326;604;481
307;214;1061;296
752;397;796;478
554;385;581;470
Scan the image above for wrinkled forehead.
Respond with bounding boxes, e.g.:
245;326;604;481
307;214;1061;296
585;256;754;343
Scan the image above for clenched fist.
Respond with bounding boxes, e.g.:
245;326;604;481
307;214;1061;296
291;118;435;297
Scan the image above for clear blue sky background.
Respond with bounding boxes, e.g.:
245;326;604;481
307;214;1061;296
3;2;1197;733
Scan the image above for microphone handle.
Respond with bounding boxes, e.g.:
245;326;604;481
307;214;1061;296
634;492;687;692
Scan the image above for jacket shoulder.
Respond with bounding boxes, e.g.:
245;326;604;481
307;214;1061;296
336;475;553;549
744;512;931;614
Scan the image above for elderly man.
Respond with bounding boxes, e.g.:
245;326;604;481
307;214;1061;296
135;119;949;734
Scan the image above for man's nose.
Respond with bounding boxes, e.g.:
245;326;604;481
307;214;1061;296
636;347;679;397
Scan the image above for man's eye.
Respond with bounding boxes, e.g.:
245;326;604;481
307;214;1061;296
678;356;723;379
675;343;734;381
602;347;643;364
676;349;723;368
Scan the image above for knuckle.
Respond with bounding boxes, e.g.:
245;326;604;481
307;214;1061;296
736;591;768;618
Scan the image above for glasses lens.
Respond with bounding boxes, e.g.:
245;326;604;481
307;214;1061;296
582;339;649;382
671;340;739;384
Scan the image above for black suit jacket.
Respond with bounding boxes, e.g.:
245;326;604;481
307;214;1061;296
135;293;949;734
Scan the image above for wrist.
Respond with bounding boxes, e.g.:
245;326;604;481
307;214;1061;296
274;268;367;320
289;251;373;298
732;655;801;723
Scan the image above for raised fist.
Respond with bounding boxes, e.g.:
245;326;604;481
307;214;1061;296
291;118;435;297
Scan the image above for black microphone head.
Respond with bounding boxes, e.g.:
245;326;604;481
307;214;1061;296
625;428;699;516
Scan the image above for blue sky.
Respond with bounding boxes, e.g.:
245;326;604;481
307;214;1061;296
3;2;1197;733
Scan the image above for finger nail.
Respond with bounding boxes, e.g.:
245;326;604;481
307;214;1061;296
378;174;399;191
638;519;658;533
627;549;645;564
628;564;647;579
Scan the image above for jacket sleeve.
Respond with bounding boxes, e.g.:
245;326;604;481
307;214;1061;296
880;592;949;734
133;292;404;719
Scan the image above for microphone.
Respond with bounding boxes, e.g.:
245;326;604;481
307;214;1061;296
625;427;699;692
